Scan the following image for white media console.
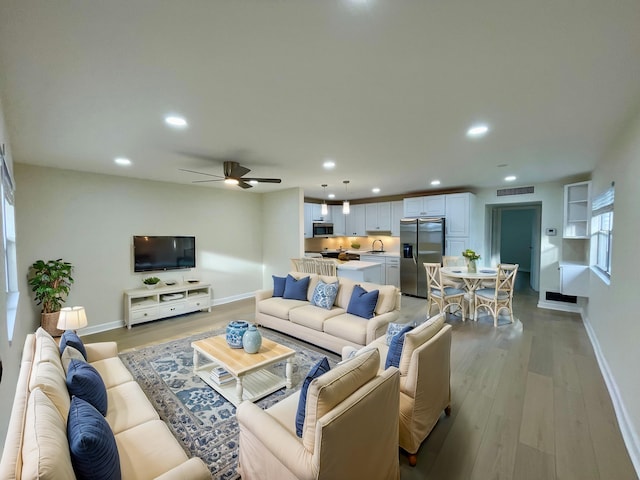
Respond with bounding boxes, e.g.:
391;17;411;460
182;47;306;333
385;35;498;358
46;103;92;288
123;282;212;329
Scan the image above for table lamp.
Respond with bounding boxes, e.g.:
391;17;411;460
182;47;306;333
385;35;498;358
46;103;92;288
57;306;88;333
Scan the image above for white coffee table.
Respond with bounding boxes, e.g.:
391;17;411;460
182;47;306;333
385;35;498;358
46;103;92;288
191;334;295;406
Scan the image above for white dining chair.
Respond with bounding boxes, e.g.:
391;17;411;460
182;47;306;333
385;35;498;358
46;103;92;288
424;263;466;320
474;263;519;327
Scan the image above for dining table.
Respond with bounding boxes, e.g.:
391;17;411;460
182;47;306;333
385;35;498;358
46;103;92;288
440;266;498;320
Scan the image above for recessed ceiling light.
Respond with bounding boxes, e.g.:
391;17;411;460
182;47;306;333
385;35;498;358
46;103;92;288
114;157;131;166
430;180;441;186
323;159;336;169
505;175;517;182
164;115;188;128
466;124;490;138
372;187;380;194
328;193;335;199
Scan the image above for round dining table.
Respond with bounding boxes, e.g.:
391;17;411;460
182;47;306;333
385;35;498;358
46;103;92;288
440;266;498;320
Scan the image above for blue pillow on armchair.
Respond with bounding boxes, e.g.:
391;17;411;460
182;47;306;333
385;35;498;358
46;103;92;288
283;274;310;301
272;275;286;297
385;324;414;369
346;284;379;319
295;357;331;437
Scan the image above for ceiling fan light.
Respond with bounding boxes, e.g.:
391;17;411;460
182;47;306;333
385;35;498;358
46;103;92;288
224;178;239;185
343;200;350;214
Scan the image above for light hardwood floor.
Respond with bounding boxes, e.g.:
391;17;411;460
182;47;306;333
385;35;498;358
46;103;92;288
83;289;638;480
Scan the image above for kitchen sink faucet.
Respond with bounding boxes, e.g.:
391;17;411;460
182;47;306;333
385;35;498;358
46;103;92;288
372;239;384;252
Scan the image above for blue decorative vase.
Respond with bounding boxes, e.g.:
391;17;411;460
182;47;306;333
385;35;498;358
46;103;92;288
242;324;262;354
226;321;249;349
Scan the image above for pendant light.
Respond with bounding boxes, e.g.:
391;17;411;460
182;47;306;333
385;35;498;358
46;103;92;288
321;184;328;216
342;180;350;214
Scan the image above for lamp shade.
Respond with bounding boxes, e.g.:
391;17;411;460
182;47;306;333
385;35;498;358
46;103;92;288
342;200;350;214
57;306;88;331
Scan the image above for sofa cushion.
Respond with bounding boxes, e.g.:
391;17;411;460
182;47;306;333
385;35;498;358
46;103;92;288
323;313;368;345
283;274;311;301
385;324;414;369
272;275;286;297
66;359;108;416
67;396;121;480
258;297;308;320
347;285;379;319
60;330;88;360
290;304;345;331
398;314;445;375
295;357;331;437
22;388;76;480
62;345;86;374
334;277;357;309
34;327;65;375
106;381;160;434
29;360;71;422
310;279;339;310
90;357;135;389
302;348;380;451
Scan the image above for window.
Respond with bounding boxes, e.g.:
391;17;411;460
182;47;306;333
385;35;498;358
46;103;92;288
1;144;19;343
590;184;614;279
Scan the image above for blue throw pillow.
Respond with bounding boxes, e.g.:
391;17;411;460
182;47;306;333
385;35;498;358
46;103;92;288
346;284;379;319
385;324;414;369
60;330;87;360
272;275;286;297
295;357;331;437
283;274;310;301
66;359;108;416
67;396;121;480
311;280;339;310
385;322;406;346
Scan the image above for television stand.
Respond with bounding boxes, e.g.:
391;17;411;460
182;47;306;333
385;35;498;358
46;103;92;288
123;282;212;329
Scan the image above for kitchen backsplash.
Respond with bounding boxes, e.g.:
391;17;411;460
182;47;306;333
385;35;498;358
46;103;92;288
305;235;400;253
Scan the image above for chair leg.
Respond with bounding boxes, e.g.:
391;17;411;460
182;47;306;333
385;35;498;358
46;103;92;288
408;453;418;467
445;405;452;416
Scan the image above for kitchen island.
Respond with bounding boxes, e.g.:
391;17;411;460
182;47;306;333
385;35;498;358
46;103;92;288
336;260;383;284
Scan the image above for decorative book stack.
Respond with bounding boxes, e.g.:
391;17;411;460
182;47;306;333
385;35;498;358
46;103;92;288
209;366;234;385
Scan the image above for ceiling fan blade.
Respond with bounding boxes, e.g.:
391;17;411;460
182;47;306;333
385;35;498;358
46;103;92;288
238;181;253;189
191;179;224;183
243;177;282;184
179;168;224;179
224;161;251;179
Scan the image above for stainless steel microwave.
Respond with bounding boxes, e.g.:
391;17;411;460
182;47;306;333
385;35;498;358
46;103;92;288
313;222;334;237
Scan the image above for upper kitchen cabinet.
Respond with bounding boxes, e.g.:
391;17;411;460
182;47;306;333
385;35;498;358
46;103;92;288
365;202;391;232
330;205;346;236
304;202;326;238
563;181;591;238
345;204;366;236
391;201;403;236
445;193;473;237
403;195;445;217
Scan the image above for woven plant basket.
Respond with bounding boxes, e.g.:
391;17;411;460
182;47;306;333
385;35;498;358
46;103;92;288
41;311;64;337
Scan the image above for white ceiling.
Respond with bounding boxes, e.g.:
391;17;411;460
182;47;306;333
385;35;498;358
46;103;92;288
1;1;639;200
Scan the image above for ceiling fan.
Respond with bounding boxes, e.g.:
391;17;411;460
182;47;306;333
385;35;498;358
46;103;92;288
179;161;282;189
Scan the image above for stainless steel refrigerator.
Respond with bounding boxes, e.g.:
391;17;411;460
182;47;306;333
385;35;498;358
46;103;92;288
400;217;446;298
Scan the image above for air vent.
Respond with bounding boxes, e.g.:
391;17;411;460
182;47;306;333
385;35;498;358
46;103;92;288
497;186;534;196
545;291;577;304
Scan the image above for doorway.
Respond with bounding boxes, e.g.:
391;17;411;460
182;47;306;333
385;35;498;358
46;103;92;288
488;203;541;292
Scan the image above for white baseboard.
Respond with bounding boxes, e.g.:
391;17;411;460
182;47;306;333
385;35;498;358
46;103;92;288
582;313;640;477
80;292;255;336
536;299;584;314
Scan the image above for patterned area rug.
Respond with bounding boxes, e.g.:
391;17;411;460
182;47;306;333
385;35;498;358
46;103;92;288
119;327;340;479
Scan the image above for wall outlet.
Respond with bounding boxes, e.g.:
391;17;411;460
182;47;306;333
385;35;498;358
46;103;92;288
545;227;557;236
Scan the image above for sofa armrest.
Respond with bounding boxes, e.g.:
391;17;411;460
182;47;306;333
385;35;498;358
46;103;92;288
365;311;399;345
84;342;118;361
154;457;211;480
255;289;274;302
237;401;312;478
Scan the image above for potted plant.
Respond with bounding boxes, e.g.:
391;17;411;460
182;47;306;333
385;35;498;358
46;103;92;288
461;249;481;273
28;259;74;336
143;276;161;289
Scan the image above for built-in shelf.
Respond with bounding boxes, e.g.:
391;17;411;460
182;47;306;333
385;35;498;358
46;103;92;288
563;181;591;238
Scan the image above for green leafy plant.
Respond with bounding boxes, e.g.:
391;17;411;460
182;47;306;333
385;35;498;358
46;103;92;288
462;249;481;261
28;259;74;313
350;242;361;249
143;276;161;285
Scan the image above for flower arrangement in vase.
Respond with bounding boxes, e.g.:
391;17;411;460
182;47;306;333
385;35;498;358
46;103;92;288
461;249;480;273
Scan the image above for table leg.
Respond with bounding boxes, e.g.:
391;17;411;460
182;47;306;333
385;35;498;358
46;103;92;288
193;349;199;374
236;377;244;402
285;358;293;389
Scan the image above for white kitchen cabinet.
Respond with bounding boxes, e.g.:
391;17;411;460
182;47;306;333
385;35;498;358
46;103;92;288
445;238;469;257
563;181;591;239
403;195;445;217
365;202;391;232
391;201;403;237
385;257;400;287
445;193;472;237
345;204;366;236
329;205;346;236
559;264;589;297
304;202;326;238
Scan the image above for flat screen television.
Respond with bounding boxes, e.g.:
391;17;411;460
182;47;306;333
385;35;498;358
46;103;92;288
133;236;196;272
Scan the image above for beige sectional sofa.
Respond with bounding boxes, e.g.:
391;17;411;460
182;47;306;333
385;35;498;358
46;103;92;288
0;328;211;480
255;272;401;354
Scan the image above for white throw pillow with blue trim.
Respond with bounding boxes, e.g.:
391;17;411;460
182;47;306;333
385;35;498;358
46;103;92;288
311;280;339;310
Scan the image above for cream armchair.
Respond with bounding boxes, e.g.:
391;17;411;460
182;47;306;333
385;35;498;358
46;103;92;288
344;313;452;466
236;349;400;480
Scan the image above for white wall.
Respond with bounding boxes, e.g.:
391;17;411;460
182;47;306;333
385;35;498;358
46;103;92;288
586;109;640;470
15;164;265;333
